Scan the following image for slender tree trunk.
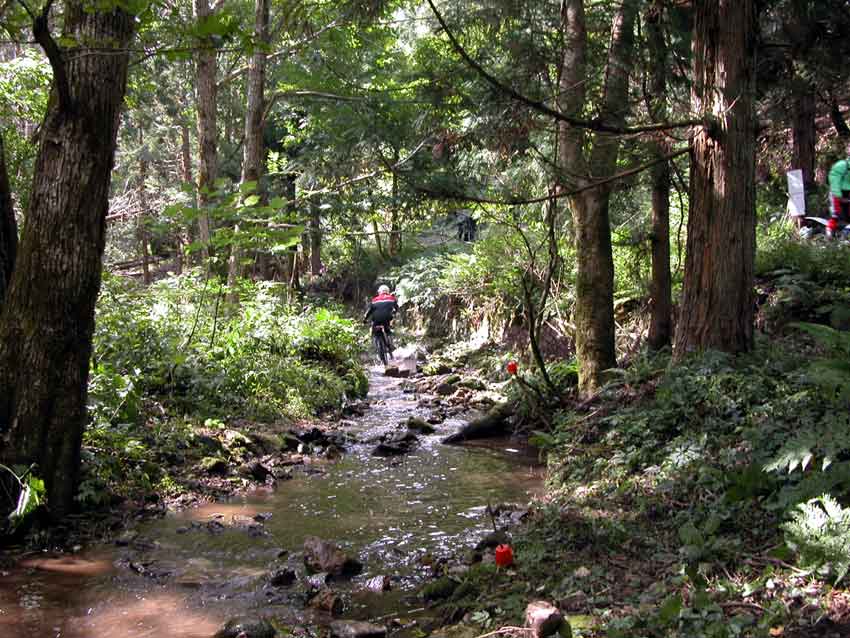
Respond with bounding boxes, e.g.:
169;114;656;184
560;0;638;392
0;0;135;518
309;195;322;276
176;120;194;274
228;0;268;304
138;143;151;285
0;132;16;305
646;0;672;350
194;0;217;260
674;0;756;358
372;219;385;259
389;149;401;256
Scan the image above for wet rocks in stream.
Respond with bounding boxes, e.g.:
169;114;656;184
372;429;419;456
330;620;387;638
308;588;344;615
403;416;436;435
303;536;363;577
525;601;566;638
215;617;276;638
268;567;296;587
362;574;392;592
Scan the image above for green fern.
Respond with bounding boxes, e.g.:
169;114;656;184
791;322;850;402
783;494;850;583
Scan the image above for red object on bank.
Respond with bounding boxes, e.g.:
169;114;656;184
828;217;839;232
494;544;514;567
506;361;518;376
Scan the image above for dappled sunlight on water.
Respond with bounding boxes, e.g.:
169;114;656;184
19;554;114;576
0;361;543;634
63;591;224;638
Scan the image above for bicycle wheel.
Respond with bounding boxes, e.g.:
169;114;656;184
375;331;389;365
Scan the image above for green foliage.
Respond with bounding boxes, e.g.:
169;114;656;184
757;235;850;287
791;322;850;403
91;272;366;424
783;494;850;583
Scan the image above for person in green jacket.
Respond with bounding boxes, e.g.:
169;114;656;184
828;157;850;225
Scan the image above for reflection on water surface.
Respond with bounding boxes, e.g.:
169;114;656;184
0;365;542;637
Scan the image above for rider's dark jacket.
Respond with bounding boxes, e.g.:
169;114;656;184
364;293;398;326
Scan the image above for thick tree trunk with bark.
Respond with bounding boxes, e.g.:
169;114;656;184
674;0;756;358
0;1;135;518
228;0;268;304
646;0;672;350
559;0;637;393
0;133;16;304
194;0;218;259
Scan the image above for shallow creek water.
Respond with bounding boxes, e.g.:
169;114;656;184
0;360;543;638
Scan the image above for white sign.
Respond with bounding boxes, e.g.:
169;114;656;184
786;169;806;217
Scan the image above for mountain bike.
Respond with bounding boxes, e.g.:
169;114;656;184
372;324;392;366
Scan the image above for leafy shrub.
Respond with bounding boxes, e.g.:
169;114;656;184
757;236;850;287
91;272;367;423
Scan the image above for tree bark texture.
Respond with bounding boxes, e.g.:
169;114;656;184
228;0;268;303
0;133;16;305
645;0;672;350
559;0;637;393
674;0;756;358
194;0;218;258
790;79;816;189
0;2;135;518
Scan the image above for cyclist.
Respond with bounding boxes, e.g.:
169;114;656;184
364;284;398;356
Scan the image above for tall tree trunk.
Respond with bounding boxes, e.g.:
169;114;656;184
309;195;322;276
791;78;816;189
194;0;218;260
389;149;401;256
646;0;672;350
830;94;850;140
138;142;151;285
0;0;135;518
177;120;194;274
674;0;756;358
372;219;385;259
228;0;268;304
0;132;16;305
559;0;637;393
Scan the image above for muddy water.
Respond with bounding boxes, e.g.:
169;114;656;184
0;362;542;638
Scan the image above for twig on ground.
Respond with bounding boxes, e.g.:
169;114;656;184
720;601;767;614
473;627;534;638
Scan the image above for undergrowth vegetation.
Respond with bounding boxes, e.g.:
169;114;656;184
419;237;850;638
79;271;367;506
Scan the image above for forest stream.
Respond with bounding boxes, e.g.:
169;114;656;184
0;350;543;638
